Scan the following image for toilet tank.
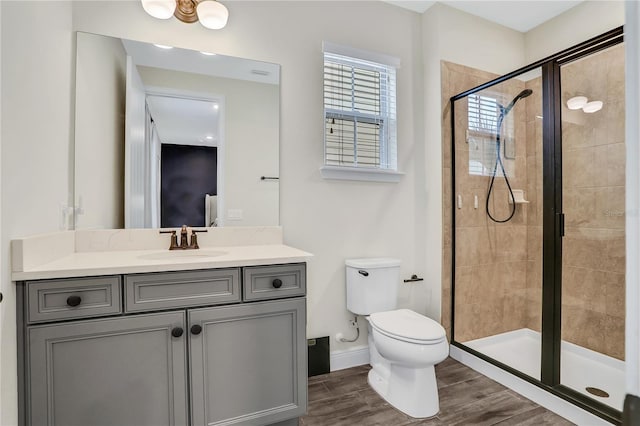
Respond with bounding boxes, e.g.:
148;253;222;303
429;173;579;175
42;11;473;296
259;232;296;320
345;258;401;315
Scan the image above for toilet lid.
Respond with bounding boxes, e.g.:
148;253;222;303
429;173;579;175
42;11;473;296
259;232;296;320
369;309;446;343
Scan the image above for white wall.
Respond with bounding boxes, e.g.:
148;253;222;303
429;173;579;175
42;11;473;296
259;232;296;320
75;32;126;229
0;2;3;424
525;1;625;63
0;2;74;425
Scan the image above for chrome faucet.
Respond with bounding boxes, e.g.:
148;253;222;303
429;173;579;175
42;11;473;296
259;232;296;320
160;225;208;250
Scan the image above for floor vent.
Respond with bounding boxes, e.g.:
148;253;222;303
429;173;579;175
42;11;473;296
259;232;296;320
586;387;610;398
308;336;330;377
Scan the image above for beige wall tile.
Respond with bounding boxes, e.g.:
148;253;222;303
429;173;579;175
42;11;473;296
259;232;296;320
605;272;625;319
607;143;626;187
563;147;596;188
606;100;625;144
562;266;607;314
604;315;625;361
561;306;607;354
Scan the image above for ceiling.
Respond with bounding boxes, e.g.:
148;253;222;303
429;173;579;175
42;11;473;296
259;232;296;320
122;39;280;85
383;0;583;32
146;95;220;147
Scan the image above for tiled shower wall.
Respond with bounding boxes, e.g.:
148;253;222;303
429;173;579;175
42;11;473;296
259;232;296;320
441;47;625;361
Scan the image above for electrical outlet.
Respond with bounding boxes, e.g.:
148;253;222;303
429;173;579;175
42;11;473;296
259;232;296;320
227;209;243;220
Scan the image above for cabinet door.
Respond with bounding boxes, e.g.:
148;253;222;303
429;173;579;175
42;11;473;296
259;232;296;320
189;298;307;426
28;312;188;426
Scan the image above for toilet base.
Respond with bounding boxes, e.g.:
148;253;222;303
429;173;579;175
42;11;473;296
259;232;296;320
368;364;440;418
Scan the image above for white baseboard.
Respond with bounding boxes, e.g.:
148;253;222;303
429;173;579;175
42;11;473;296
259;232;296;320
449;346;611;426
330;345;370;371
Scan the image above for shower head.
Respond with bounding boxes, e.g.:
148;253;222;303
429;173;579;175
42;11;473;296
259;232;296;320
499;89;533;116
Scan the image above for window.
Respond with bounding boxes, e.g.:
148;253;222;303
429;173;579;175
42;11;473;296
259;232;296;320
321;43;401;182
467;93;514;176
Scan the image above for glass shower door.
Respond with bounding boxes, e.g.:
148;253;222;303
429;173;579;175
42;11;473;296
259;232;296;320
451;66;544;381
559;43;625;411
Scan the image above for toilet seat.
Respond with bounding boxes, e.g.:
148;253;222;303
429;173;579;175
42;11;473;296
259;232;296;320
369;309;446;345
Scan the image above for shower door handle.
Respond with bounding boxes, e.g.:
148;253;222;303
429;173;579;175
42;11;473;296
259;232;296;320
558;213;565;237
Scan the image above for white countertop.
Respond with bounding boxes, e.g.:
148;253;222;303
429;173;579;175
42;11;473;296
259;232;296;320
12;244;312;281
11;227;312;281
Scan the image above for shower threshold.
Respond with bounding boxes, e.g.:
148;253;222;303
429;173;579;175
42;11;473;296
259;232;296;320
463;328;624;411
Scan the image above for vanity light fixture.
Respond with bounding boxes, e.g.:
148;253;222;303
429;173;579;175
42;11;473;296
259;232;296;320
566;95;604;113
582;100;603;113
141;0;229;30
566;95;588;110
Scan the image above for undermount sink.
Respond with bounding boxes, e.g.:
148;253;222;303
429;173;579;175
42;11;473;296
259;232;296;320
138;249;227;261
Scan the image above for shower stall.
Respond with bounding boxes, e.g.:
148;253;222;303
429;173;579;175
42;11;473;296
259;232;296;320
447;28;625;424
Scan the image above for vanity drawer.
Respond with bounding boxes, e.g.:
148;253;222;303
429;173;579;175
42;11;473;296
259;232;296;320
125;268;240;312
243;263;306;301
27;276;122;323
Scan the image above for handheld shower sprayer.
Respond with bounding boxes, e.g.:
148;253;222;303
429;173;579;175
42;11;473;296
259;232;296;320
499;89;533;116
486;89;533;223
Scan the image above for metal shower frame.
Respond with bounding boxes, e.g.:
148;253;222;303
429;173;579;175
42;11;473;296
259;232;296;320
449;26;624;425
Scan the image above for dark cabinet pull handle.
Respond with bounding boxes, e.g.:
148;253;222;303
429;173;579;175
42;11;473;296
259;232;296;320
66;295;82;307
358;270;369;277
191;324;203;335
272;278;283;289
171;327;184;338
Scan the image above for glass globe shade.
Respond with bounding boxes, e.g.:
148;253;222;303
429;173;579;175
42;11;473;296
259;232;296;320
582;100;603;113
566;96;588;110
141;0;176;19
197;0;229;29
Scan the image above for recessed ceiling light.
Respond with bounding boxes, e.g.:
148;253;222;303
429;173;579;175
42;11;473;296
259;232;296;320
200;51;217;56
153;44;174;50
213;104;219;110
206;136;214;140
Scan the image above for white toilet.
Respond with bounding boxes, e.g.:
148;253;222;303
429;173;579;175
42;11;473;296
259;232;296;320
345;258;449;418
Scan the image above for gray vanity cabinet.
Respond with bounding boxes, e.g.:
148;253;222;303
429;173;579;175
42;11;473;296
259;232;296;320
189;298;307;426
19;263;307;426
27;311;189;426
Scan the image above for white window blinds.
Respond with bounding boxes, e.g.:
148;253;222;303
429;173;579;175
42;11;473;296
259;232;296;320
467;93;514;176
323;51;397;170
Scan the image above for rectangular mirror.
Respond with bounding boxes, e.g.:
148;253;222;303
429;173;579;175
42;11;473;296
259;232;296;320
74;32;280;229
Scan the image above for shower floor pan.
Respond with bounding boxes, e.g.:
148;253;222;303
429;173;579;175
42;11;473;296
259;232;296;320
463;328;624;411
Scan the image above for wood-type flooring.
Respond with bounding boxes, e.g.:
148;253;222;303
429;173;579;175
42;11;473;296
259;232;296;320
301;357;575;425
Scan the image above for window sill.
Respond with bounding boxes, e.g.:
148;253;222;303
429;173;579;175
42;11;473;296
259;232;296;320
319;166;404;183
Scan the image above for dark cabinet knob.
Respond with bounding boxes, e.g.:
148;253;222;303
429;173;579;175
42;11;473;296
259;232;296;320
66;295;82;307
171;327;184;338
191;324;203;335
272;278;283;289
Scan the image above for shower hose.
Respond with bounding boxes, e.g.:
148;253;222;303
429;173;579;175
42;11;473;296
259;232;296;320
486;111;516;223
